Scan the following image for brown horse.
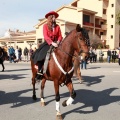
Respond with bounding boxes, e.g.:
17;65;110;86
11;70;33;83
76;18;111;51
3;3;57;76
0;47;8;72
73;54;83;83
31;24;89;119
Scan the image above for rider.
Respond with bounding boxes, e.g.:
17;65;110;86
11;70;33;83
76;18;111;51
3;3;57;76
32;11;63;80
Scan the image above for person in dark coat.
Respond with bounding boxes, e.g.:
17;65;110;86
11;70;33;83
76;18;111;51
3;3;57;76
23;47;29;62
111;49;117;63
32;11;63;80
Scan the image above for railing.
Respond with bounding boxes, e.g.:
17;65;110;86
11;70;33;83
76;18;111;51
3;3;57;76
95;24;101;28
83;22;94;27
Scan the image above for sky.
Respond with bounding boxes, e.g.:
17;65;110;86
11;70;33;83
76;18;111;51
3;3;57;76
0;0;72;37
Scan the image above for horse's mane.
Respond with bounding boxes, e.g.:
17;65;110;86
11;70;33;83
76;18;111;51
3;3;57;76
63;25;90;46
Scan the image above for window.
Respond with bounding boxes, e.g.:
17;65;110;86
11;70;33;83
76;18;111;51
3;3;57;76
111;25;113;28
111;35;113;39
100;32;104;35
103;9;106;14
111;4;114;7
111;14;114;18
83;14;90;23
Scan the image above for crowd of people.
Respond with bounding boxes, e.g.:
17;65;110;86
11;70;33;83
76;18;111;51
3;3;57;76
80;47;120;69
1;46;37;63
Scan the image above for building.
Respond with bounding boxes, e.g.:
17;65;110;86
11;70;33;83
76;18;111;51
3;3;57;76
0;0;120;49
0;29;36;50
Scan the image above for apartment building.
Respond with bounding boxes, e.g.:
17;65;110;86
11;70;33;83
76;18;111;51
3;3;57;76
0;0;120;49
35;0;120;49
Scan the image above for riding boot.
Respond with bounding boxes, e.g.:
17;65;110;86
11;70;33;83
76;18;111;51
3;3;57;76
35;61;44;81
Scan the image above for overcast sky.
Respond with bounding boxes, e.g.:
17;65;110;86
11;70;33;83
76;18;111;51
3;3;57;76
0;0;72;37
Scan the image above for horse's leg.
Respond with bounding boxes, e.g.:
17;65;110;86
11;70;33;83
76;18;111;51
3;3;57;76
54;80;62;120
77;67;83;84
62;80;76;107
1;62;5;72
32;75;37;100
40;78;46;106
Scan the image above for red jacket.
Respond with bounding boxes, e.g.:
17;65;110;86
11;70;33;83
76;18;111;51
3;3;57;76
43;23;63;45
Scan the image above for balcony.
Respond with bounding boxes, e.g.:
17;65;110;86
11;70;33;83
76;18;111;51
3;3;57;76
101;35;106;40
95;24;101;28
101;24;107;30
83;22;94;27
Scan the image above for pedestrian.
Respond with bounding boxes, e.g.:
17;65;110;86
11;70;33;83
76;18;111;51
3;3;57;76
81;56;87;69
89;47;94;63
18;47;22;61
14;46;19;62
8;46;15;63
111;48;117;63
99;49;104;63
107;49;111;63
23;47;29;62
118;51;120;65
93;48;97;62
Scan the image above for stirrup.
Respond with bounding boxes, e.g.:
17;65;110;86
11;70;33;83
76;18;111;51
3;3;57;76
37;72;43;75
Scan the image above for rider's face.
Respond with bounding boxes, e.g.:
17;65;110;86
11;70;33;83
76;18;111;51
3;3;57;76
47;15;56;22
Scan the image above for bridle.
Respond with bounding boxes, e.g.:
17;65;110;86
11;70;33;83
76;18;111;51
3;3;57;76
56;32;89;59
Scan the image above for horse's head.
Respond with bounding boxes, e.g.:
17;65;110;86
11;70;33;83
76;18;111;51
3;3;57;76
74;24;90;60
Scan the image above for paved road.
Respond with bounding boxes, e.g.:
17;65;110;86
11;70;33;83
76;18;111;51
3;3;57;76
0;62;120;120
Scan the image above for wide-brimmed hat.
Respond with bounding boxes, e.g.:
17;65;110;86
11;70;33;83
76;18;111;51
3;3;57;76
45;11;59;18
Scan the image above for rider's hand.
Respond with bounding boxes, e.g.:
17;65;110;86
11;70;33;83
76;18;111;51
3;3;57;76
51;42;58;47
57;41;60;45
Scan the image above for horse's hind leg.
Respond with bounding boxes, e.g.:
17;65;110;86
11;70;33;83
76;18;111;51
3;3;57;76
1;62;5;72
40;78;46;106
32;76;37;100
62;80;76;107
77;67;83;84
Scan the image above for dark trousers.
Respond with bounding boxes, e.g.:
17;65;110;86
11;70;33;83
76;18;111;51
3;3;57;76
38;60;44;71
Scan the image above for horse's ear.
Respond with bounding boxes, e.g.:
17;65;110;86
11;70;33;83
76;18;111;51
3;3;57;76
76;24;82;32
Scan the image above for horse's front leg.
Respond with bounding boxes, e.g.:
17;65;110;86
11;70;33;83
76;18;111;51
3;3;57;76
62;80;76;107
40;78;46;106
54;80;62;120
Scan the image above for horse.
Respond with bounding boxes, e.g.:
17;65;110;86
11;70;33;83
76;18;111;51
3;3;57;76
72;54;83;83
0;47;8;72
31;24;90;119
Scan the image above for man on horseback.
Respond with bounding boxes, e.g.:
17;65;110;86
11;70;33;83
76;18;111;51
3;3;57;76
32;11;63;81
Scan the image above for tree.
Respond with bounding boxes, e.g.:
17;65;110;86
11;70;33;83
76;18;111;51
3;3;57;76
89;33;103;48
116;10;120;25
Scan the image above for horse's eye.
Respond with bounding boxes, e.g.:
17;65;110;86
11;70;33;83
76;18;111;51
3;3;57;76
80;38;83;40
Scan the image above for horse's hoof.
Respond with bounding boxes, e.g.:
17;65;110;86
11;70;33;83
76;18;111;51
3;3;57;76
1;70;4;72
56;115;63;120
62;100;67;107
41;102;45;106
79;79;83;84
32;95;37;100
